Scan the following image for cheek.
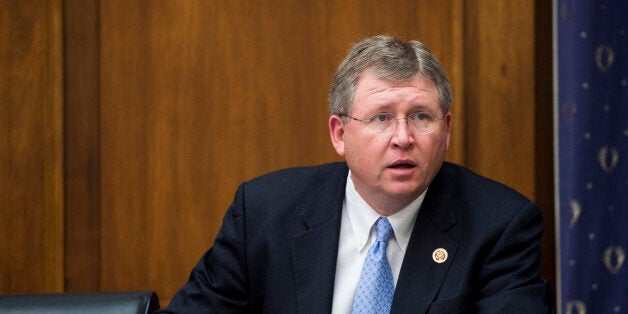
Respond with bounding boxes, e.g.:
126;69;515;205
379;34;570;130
417;136;447;161
437;133;450;154
343;140;366;165
427;138;449;165
344;135;386;165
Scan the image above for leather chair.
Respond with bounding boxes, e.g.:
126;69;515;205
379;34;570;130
0;290;160;314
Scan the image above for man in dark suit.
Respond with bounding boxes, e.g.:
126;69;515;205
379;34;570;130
158;35;553;313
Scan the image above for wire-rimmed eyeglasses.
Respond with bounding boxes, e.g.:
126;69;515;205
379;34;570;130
341;112;445;135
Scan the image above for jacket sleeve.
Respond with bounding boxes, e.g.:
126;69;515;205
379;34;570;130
474;201;554;313
157;183;249;313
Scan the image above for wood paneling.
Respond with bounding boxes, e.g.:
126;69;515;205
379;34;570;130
0;0;64;293
63;0;101;292
464;1;537;198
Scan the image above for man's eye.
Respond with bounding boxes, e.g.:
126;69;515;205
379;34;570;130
412;112;432;121
373;114;392;122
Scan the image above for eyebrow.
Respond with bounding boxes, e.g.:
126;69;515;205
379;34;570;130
369;103;435;112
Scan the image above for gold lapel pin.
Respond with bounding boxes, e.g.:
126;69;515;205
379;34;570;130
432;248;448;264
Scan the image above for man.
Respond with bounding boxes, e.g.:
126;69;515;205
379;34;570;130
158;35;553;313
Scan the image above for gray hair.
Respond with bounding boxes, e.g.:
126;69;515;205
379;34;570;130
329;35;452;116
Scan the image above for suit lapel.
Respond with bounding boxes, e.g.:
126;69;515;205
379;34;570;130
293;217;341;313
391;164;460;313
292;164;347;314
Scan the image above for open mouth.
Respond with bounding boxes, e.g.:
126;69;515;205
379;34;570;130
389;162;416;169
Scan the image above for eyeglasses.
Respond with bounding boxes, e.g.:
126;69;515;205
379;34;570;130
342;112;445;135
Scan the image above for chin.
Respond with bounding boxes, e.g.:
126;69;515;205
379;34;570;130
385;184;424;199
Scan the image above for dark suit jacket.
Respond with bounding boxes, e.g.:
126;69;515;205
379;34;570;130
159;162;553;313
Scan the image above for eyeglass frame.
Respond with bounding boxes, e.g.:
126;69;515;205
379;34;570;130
340;112;446;135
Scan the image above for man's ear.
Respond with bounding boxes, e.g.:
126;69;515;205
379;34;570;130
444;112;452;151
329;115;346;157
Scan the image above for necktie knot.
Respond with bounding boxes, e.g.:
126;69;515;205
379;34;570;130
375;217;393;243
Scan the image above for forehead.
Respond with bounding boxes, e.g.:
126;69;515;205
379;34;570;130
352;72;440;112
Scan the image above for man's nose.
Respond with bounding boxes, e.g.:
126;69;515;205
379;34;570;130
391;119;414;148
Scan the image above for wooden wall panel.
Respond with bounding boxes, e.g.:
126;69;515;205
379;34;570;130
0;0;64;293
464;1;537;198
63;0;101;292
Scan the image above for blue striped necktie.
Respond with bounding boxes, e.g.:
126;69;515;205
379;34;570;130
352;217;395;314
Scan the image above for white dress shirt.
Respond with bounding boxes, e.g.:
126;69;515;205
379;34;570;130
331;172;425;314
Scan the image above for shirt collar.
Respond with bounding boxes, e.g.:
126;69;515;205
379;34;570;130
345;171;425;253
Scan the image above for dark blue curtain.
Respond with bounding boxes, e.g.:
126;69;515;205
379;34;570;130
557;0;627;313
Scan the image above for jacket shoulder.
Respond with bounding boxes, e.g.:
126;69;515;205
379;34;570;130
438;162;532;206
247;162;347;188
238;162;348;207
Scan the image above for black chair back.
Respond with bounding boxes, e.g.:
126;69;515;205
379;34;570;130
0;291;160;314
